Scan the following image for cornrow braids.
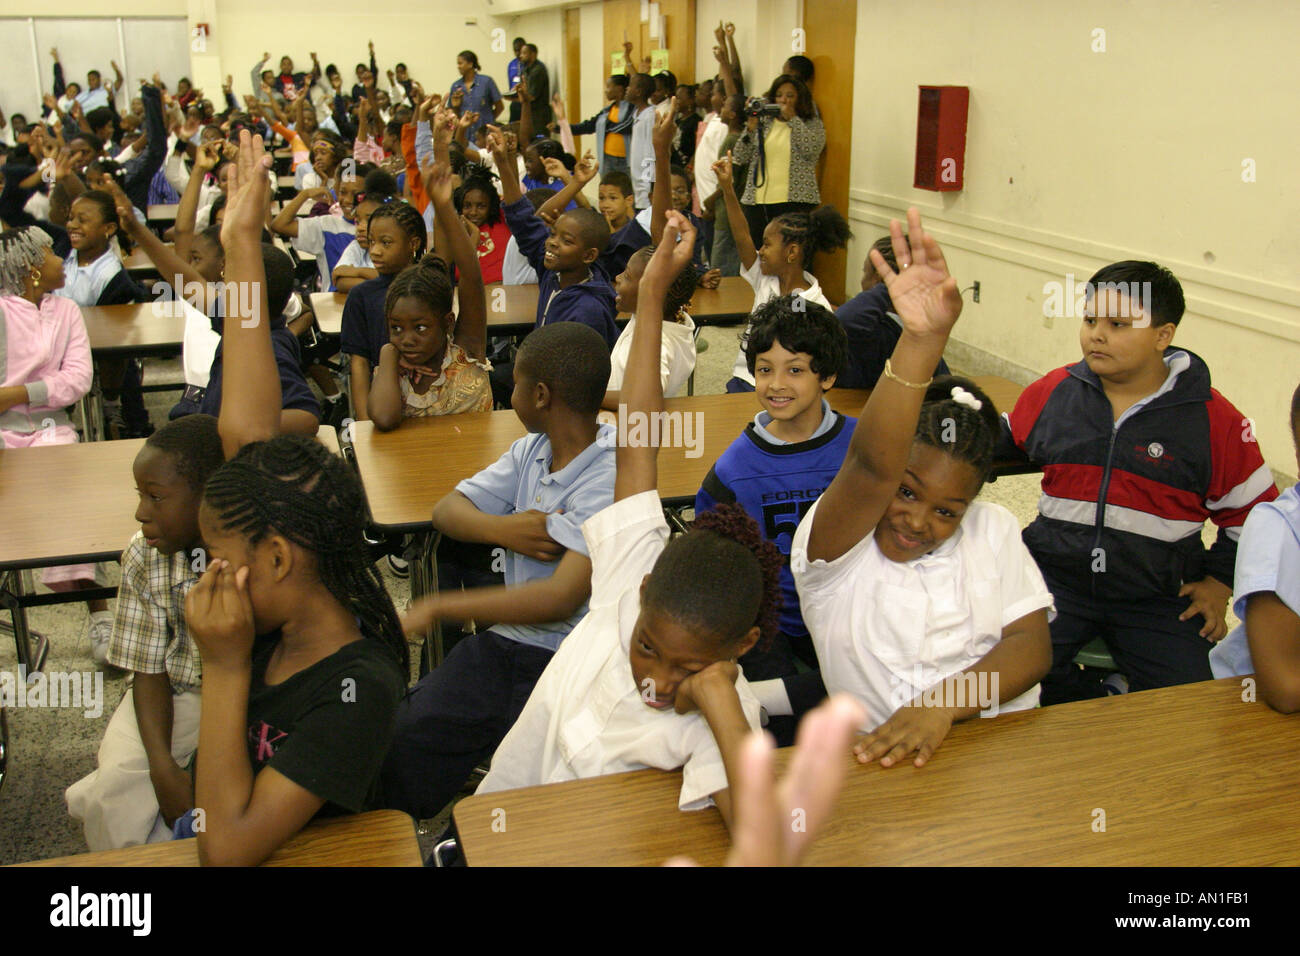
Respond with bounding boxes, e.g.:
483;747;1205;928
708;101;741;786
367;200;427;260
645;503;783;653
0;226;53;295
202;436;409;673
386;252;454;320
771;204;853;270
913;375;1002;488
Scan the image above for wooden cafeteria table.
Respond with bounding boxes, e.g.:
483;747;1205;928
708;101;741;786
14;810;420;867
454;677;1300;866
0;427;338;673
349;378;1024;533
312;276;754;342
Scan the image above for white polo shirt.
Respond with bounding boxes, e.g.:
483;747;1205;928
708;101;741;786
477;491;762;811
791;497;1053;729
730;257;833;386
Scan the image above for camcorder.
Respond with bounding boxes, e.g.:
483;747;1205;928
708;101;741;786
744;96;783;119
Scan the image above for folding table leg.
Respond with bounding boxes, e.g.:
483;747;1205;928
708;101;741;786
409;531;444;676
0;568;49;677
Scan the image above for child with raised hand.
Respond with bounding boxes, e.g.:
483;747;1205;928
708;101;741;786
476;212;770;822
712;150;851;392
1209;382;1300;713
108;181;320;434
66;414;224;849
367;160;491;429
487;125;617;348
455;168;511;284
181;131;408;866
58;187;153;439
339;198;427;420
791;209;1053;768
602;244;698;412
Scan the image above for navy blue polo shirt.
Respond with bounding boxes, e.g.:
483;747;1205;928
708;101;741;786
199;316;320;419
340;272;397;369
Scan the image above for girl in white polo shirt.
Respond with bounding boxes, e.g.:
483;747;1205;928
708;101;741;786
785;209;1053;769
475;213;775;823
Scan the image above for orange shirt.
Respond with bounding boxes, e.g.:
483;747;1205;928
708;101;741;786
604;103;626;158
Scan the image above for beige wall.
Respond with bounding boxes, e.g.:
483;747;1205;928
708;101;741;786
848;0;1300;478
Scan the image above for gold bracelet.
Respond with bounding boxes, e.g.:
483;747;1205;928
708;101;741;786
883;359;932;390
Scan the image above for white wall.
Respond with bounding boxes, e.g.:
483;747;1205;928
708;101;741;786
848;0;1300;477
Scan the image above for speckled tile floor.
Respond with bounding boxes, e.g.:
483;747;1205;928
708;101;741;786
0;329;1266;865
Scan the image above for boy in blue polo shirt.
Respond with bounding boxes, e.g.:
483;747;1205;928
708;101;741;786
696;297;852;744
381;322;617;819
1210;381;1300;713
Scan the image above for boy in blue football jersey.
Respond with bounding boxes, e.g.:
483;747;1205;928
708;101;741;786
696;296;851;743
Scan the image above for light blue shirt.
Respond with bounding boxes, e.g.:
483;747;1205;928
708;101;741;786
58;248;122;308
455;425;617;651
1210;484;1300;677
753;399;837;446
76;87;110;112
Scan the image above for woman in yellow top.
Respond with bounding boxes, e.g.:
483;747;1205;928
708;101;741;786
729;75;826;249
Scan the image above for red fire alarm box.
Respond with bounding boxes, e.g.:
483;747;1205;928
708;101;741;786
914;85;969;191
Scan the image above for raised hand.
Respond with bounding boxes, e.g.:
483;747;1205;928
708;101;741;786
714;21;726;44
713;45;727;64
722;695;864;867
541;156;569;182
867;207;962;340
724;21;736;36
420;157;455;208
194;142;221;173
572;150;598;186
220;129;273;249
550;92;566;121
712;151;734;190
484;125;509;164
641;210;697;295
652;107;675;152
457;110;479;131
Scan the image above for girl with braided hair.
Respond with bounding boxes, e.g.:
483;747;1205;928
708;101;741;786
367;160;491;429
713;149;850;393
454;168;511;284
182;132;406;866
790;209;1052;771
340;196;428;420
476;213;774;826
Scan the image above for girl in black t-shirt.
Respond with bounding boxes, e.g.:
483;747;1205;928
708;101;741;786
184;130;409;866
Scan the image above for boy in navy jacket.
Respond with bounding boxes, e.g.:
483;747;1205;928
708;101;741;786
489;126;617;405
1000;261;1278;702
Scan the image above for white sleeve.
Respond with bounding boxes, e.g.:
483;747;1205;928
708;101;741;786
661;317;697;398
678;683;762;811
164;152;190;197
291;217;326;255
740;255;765;292
790;497;877;600
987;505;1055;627
581;491;668;611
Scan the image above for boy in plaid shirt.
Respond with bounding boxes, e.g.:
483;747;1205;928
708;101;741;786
65;416;223;849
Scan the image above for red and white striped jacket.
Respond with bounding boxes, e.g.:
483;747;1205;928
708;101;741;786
999;349;1278;601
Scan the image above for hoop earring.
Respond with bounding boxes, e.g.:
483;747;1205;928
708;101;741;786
30;270;40;289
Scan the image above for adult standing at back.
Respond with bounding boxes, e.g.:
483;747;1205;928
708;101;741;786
730;74;825;250
449;50;503;143
507;37;526;123
517;43;553;133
